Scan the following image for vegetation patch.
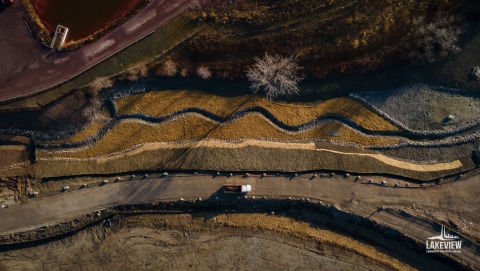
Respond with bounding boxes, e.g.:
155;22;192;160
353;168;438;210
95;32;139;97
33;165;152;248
37;114;399;159
176;0;475;79
36;142;474;180
0;146;28;168
115;90;399;131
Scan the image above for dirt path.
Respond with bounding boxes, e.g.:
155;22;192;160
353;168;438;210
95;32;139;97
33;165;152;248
0;0;193;101
2;173;480;233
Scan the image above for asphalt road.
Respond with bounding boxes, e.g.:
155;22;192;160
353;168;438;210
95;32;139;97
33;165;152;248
0;0;193;101
1;173;480;268
0;1;45;89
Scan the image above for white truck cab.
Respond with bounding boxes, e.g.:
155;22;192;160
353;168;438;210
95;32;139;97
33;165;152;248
224;184;252;193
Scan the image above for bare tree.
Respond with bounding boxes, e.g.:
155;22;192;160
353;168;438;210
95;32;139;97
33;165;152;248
197;66;212;79
246;52;304;100
89;77;113;92
414;15;465;61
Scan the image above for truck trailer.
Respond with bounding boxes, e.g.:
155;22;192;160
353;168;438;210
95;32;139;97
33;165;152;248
223;184;252;193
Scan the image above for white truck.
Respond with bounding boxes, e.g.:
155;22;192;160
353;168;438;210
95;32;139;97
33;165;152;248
223;184;252;193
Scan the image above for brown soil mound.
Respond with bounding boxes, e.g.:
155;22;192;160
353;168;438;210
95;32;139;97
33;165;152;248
116;90;399;131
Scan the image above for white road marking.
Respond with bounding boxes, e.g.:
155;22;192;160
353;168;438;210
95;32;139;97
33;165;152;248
125;10;157;34
85;39;116;57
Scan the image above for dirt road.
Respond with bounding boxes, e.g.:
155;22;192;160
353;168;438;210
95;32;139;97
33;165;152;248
2;174;480;233
0;0;193;101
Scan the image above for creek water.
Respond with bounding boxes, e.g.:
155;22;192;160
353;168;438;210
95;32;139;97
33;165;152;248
38;0;139;40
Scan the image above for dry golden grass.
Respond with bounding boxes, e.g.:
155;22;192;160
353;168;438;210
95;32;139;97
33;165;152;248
0;145;28;168
37;122;106;145
115;90;399;131
37;114;398;159
36;143;474;180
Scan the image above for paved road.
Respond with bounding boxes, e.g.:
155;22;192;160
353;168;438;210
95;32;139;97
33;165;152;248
0;0;193;102
1;173;479;267
0;1;45;89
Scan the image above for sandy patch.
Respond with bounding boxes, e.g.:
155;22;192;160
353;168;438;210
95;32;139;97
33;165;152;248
315;148;462;172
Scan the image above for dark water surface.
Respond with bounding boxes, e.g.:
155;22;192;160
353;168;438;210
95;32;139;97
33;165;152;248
41;0;138;40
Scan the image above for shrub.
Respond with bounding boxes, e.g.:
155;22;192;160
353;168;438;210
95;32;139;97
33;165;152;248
246;53;304;100
162;59;177;76
197;66;212;79
180;68;190;77
125;63;149;81
470;66;480;81
89;77;113;92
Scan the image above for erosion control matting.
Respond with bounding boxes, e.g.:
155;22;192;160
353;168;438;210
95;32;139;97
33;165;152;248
115;90;400;131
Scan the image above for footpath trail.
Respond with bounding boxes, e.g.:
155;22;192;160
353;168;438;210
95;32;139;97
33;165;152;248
0;0;193;101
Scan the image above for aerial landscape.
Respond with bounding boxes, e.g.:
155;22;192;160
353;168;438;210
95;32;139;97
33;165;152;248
0;0;480;270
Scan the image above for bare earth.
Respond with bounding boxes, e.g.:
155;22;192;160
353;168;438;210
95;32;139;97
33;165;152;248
0;216;390;271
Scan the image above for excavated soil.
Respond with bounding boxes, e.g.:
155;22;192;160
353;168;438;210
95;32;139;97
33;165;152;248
0;213;418;271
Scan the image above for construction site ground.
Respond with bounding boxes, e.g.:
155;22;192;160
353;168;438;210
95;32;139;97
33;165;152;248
1;172;480;270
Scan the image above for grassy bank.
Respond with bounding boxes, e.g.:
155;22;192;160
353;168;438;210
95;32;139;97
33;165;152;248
36;143;474;180
116;90;399;131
